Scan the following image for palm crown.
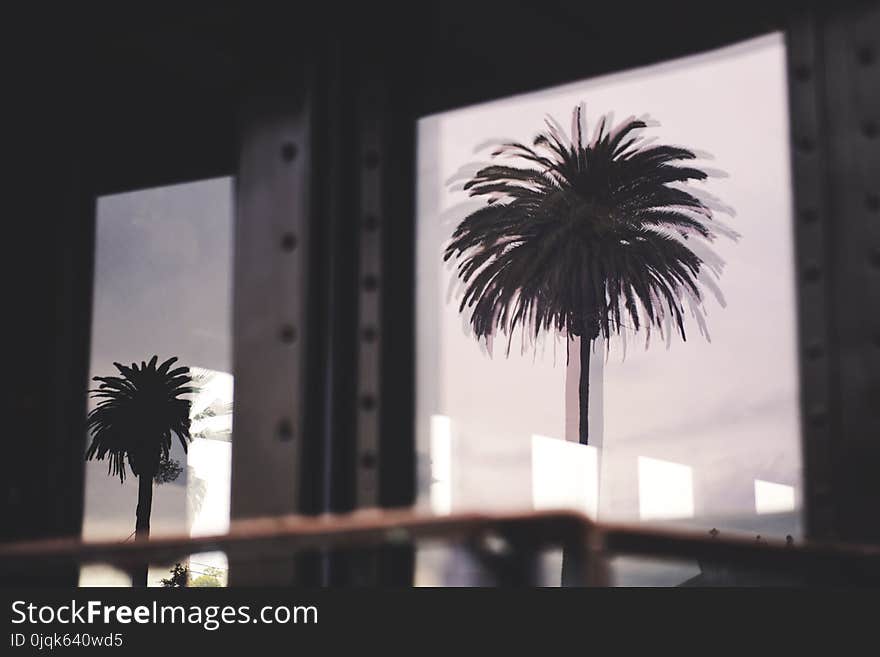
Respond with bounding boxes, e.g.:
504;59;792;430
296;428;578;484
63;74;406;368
86;355;194;482
444;106;718;346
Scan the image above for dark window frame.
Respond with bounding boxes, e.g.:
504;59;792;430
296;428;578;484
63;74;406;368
4;1;877;586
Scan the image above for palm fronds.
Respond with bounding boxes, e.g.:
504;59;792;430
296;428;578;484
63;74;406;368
444;106;722;349
86;355;194;482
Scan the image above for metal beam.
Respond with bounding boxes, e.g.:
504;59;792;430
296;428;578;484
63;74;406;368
820;2;880;543
787;2;880;543
355;74;384;511
229;83;313;584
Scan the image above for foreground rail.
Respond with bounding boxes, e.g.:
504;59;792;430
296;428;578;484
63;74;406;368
2;510;879;586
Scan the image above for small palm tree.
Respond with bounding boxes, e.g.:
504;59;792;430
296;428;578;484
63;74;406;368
445;106;723;447
86;355;194;586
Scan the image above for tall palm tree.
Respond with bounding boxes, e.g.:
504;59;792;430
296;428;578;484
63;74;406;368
86;355;194;586
445;106;722;447
444;107;726;585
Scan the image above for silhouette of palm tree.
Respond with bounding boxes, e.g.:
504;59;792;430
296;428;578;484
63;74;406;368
86;355;194;586
445;106;722;447
445;107;727;586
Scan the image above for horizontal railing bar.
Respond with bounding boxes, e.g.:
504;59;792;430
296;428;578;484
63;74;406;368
0;509;593;569
2;510;879;580
599;522;880;576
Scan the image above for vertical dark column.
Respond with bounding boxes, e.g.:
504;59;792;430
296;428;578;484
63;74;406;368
377;50;418;586
820;2;880;544
317;32;361;586
2;20;93;585
323;19;416;586
787;3;880;545
311;23;416;586
787;8;838;541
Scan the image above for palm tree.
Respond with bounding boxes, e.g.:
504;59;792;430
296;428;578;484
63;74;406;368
445;106;722;447
86;355;194;586
444;107;726;585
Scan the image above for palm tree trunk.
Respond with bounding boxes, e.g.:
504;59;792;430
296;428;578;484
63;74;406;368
561;336;592;586
578;336;591;446
132;474;153;587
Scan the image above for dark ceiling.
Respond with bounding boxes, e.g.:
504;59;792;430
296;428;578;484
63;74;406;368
6;1;841;194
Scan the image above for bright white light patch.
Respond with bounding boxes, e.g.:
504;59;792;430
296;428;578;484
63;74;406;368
638;456;694;520
187;438;231;536
430;415;452;515
187;368;234;575
531;435;598;518
754;479;795;515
